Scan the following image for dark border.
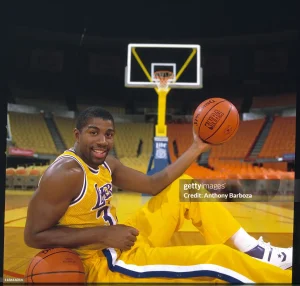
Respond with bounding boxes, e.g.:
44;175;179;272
292;65;300;283
1;96;8;282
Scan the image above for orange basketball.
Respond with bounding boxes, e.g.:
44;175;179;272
193;98;239;144
24;248;86;283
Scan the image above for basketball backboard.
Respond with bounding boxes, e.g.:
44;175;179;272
125;43;202;90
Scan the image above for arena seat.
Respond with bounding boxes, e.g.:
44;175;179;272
258;116;295;158
5;168;16;189
12;167;29;190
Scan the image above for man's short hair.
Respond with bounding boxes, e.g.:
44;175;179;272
75;106;115;131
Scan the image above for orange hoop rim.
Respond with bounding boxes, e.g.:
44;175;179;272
153;70;174;81
153;70;175;90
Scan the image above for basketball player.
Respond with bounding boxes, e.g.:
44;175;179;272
24;107;293;283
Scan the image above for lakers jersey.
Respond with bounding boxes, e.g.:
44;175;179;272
55;149;117;259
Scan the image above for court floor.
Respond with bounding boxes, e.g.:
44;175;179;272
3;189;294;280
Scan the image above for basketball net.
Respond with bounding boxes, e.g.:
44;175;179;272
153;71;175;91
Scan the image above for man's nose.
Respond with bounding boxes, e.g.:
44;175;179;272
97;134;108;145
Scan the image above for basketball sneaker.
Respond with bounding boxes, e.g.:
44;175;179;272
245;236;292;270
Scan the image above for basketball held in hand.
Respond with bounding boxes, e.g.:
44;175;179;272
24;248;86;283
193;98;239;145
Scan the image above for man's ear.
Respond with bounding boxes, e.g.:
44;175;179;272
74;128;80;142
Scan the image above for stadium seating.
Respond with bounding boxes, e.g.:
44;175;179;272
6;165;49;190
258;116;295;158
9;112;58;155
167;123;193;162
114;123;154;173
53;116;76;149
196;158;294;180
167;119;266;161
209;118;266;159
6;98;295;189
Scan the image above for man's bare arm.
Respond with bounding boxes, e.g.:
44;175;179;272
108;139;210;196
24;159;138;250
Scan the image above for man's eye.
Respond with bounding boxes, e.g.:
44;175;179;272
90;131;98;135
106;133;113;138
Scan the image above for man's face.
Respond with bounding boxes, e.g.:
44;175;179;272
74;117;115;168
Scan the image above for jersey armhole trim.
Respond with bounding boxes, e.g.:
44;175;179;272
59;155;87;206
103;161;112;175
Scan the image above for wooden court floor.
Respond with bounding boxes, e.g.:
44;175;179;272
3;189;294;281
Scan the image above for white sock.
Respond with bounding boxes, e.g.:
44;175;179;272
230;228;258;252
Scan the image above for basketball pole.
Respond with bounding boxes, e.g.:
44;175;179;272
155;89;168;136
132;48;197;176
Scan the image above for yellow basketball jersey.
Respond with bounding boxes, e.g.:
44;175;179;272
55;149;117;259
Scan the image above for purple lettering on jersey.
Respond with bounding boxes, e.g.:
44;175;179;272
92;183;112;218
96;206;114;225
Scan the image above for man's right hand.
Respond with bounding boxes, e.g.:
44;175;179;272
102;224;139;251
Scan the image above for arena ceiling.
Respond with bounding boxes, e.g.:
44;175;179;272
8;1;297;40
5;1;297;104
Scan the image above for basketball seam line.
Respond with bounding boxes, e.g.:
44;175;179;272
197;100;226;138
27;251;36;283
204;104;233;141
30;250;78;279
